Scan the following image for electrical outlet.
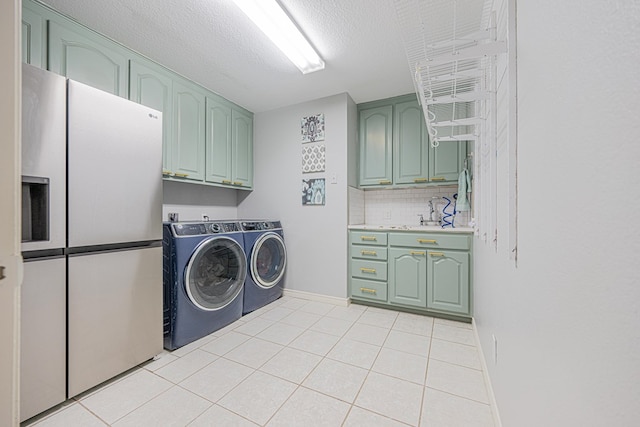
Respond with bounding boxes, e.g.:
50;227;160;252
384;211;391;220
330;173;337;184
492;334;498;365
202;213;209;221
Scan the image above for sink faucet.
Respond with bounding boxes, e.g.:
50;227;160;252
428;200;435;222
417;214;425;225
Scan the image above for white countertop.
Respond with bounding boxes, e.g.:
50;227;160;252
348;224;474;234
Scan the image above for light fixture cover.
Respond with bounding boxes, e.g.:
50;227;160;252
232;0;325;74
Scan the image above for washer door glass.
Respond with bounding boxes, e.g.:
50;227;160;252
250;233;286;289
185;236;247;311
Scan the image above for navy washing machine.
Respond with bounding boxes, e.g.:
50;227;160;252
240;221;287;314
163;221;246;350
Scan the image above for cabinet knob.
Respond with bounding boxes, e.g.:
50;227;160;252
360;236;377;241
361;250;377;256
233;181;243;186
413;178;428;183
430;177;445;181
360;287;377;294
222;180;232;184
417;239;437;244
410;251;426;256
379;180;392;185
360;267;377;274
429;252;445;257
174;172;189;178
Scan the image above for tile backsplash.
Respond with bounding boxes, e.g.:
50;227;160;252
356;186;471;228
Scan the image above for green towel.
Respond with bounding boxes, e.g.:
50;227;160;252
457;168;471;211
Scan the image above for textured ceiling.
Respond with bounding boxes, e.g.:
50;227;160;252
41;0;415;113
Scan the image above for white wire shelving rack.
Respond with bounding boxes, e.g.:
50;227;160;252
391;0;506;148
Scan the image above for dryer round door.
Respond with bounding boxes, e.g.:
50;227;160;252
184;236;247;311
250;232;287;289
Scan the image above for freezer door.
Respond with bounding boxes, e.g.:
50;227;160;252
21;63;66;252
67;80;163;247
20;258;66;422
68;246;163;397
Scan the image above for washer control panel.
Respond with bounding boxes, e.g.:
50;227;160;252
172;221;241;236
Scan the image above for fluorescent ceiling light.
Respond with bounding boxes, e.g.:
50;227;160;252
232;0;325;74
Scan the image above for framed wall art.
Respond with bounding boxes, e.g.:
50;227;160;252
301;113;325;143
302;178;326;205
302;144;326;173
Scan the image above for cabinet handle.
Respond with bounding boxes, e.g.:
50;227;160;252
379;180;392;185
410;251;426;256
162;170;173;176
360;287;377;294
360;267;377;274
361;250;377;256
417;239;437;244
233;181;243;186
360;236;377;241
413;178;428;183
174;172;189;178
430;177;445;181
222;180;232;184
429;252;445;257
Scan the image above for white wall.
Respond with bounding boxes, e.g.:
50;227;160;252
162;180;239;222
238;93;353;299
474;1;640;426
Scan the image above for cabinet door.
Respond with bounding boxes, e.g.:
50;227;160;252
22;5;45;68
205;96;232;185
359;105;393;186
48;21;129;97
429;141;466;182
427;250;469;314
231;108;254;189
172;79;205;181
388;248;427;308
129;60;173;176
394;100;429;185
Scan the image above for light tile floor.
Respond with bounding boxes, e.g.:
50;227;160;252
24;296;495;427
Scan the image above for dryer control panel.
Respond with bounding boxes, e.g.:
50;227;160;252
241;221;282;231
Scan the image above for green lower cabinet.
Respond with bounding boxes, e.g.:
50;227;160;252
48;21;129;97
388;248;427;308
427;250;469;314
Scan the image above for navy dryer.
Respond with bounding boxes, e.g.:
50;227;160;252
163;221;246;350
240;221;287;314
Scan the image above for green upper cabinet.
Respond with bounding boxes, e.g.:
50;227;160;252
205;96;253;189
172;78;205;181
231;108;253;189
358;94;467;188
429;141;466;182
22;4;46;68
359;105;393;186
394;100;429;185
129;59;173;175
388;247;427;308
427;250;469;314
48;21;129;97
22;0;253;191
205;96;232;185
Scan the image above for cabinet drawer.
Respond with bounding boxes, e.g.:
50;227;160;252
351;259;387;281
350;231;387;246
351;278;387;302
388;232;470;250
350;245;388;261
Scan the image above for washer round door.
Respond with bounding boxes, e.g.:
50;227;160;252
185;236;247;311
250;232;287;289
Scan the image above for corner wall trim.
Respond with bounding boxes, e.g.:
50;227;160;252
282;288;350;307
472;318;503;427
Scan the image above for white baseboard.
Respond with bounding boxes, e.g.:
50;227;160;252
282;288;350;307
472;318;502;427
